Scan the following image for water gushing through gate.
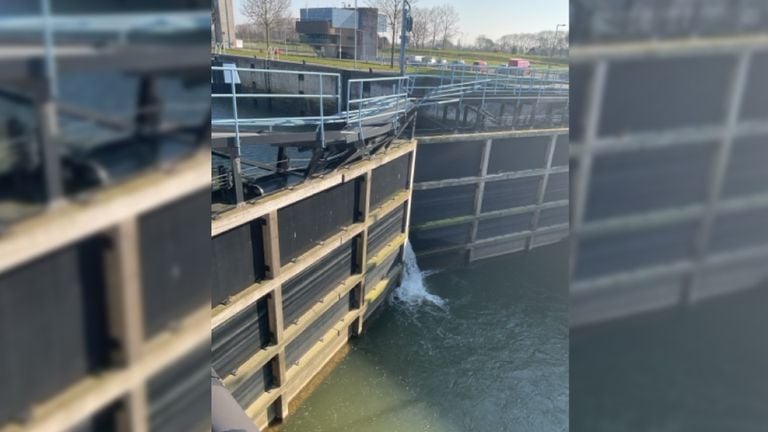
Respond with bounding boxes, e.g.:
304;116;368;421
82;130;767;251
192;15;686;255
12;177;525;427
392;242;446;309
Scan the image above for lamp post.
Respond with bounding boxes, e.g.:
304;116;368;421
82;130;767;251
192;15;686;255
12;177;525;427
354;0;358;69
551;23;566;57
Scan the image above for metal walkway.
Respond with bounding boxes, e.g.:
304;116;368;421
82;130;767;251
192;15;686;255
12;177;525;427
211;63;569;209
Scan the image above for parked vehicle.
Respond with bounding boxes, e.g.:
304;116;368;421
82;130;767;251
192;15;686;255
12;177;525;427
507;58;531;68
409;55;425;64
507;58;532;76
472;60;488;72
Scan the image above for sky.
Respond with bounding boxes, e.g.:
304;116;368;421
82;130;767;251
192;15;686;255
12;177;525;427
233;0;568;43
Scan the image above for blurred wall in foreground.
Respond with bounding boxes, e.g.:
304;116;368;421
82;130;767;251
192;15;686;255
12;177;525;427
0;2;210;431
570;0;768;326
570;2;768;431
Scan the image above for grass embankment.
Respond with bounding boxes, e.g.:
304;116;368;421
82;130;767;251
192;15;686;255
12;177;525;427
223;47;430;74
221;43;568;72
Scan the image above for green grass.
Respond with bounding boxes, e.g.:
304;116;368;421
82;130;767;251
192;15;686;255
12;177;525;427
241;40;316;54
221;43;568;73
223;47;430;74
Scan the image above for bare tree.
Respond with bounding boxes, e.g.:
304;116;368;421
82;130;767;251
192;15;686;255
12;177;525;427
410;7;430;49
494;31;568;55
435;5;459;50
242;0;291;53
368;0;406;68
475;34;495;51
427;7;441;48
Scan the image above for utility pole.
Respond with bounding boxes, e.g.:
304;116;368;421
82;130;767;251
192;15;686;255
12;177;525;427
398;0;412;75
551;23;566;57
354;0;358;69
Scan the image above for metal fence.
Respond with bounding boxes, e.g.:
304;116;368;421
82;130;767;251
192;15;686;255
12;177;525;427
211;62;571;210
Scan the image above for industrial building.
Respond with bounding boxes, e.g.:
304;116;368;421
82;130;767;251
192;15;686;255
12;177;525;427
296;7;387;59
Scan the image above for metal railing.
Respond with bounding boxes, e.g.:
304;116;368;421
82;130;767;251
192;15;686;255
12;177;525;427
211;62;570;206
408;65;569;103
212;66;413;147
346;76;410;138
212;65;342;150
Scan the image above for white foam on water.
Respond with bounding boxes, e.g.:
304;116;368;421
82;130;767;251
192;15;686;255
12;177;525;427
392;242;447;310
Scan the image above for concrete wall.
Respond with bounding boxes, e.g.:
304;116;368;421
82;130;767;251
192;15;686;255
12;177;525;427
210;140;416;429
0;150;210;431
570;11;768;326
409;129;569;268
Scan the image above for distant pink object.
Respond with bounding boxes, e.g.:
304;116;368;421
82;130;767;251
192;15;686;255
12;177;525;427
507;58;531;68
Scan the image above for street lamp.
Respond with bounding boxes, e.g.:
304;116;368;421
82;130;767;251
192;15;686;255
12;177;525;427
551;23;567;57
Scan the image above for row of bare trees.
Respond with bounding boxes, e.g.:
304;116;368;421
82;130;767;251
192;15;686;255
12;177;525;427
235;19;297;46
491;31;569;55
367;1;460;66
241;0;292;52
409;5;460;50
240;0;420;67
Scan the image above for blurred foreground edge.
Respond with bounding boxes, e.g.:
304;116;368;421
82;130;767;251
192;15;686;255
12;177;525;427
0;2;211;431
570;1;768;431
570;0;768;326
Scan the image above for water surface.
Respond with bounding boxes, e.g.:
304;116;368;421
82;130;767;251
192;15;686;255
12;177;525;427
277;241;569;432
571;284;768;432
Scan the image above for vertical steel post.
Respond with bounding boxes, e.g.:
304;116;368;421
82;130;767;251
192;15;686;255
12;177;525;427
528;134;558;250
346;80;351;123
319;76;326;148
41;0;58;98
399;0;409;76
358;81;364;136
39;0;63;204
570;60;608;282
683;51;752;304
228;66;244;204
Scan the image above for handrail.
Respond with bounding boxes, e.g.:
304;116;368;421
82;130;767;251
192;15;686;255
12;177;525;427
211;63;568;205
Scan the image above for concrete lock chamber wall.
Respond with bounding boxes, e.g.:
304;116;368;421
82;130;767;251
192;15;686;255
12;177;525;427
210;141;416;428
570;0;768;326
410;129;569;268
209;40;569;426
0;3;211;431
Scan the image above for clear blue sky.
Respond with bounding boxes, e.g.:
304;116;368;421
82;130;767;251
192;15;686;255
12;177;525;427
233;0;568;43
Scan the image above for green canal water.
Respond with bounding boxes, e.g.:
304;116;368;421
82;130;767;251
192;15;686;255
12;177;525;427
277;241;569;432
571;283;768;432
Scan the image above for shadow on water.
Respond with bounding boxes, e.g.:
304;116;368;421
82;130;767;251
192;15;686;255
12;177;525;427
277;241;569;432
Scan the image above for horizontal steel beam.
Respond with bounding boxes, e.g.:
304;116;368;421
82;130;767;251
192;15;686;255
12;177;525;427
571;34;768;63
